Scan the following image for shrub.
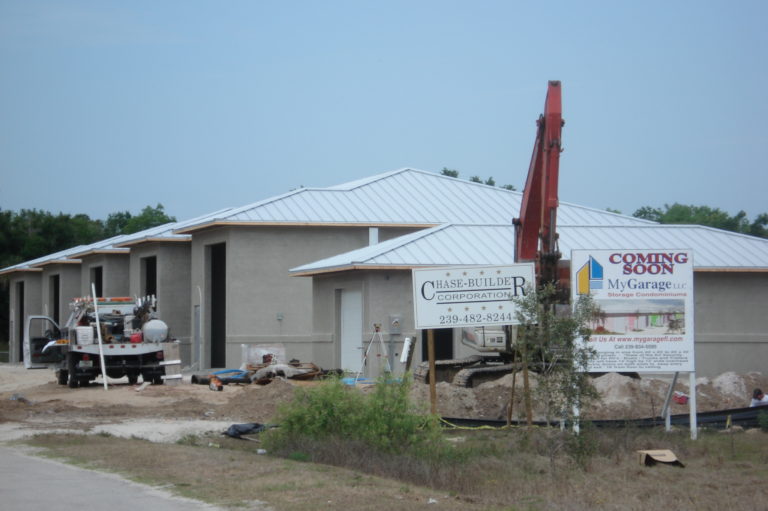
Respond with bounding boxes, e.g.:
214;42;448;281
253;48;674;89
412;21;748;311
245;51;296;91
263;376;445;458
758;410;768;432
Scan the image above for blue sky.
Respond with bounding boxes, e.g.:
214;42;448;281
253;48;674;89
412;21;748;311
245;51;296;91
1;1;766;222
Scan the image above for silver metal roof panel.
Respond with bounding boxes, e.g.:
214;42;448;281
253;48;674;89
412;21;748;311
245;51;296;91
291;223;768;275
178;168;654;230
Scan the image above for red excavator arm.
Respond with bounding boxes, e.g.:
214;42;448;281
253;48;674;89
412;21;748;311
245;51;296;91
514;81;564;288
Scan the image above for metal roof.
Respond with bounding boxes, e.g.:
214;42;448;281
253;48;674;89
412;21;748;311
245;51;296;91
290;223;768;275
175;168;654;232
0;244;88;276
0;208;239;275
115;207;236;247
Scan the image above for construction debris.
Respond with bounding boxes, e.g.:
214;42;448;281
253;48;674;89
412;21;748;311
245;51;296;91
191;360;323;387
637;449;685;467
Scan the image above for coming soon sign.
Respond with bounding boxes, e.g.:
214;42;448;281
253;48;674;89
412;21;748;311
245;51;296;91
412;264;535;329
571;249;695;372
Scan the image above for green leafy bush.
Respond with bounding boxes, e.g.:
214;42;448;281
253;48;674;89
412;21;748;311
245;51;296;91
263;376;445;457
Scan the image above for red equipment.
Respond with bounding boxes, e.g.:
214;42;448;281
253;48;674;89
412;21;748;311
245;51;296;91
514;80;567;291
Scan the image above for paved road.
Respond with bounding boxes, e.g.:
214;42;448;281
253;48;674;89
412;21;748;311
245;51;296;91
0;446;239;511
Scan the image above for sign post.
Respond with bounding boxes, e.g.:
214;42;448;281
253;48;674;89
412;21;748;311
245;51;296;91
571;249;697;439
412;264;536;414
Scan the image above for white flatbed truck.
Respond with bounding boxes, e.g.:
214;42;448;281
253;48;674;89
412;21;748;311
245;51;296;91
24;296;176;388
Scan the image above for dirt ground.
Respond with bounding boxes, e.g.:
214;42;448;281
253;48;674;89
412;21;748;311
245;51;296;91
416;370;768;421
2;364;767;443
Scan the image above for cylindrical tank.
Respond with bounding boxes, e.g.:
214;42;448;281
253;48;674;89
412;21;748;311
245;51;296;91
142;319;169;343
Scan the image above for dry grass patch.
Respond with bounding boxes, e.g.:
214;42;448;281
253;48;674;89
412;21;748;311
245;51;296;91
20;433;478;510
20;425;768;511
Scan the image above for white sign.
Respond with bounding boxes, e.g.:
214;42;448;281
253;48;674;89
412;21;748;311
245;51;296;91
571;249;695;372
412;264;535;329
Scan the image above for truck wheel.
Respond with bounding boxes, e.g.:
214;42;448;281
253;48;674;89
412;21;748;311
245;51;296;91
128;373;139;385
68;375;79;389
57;370;68;386
152;375;164;385
79;379;90;387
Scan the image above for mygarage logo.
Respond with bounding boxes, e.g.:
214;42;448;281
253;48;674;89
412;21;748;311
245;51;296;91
576;256;603;295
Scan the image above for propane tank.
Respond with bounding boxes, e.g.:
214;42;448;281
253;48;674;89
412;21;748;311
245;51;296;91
142;319;169;343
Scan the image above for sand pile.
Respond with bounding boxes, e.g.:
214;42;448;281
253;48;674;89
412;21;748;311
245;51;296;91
409;371;768;421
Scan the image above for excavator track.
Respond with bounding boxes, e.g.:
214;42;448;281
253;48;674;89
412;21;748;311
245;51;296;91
413;355;486;384
452;363;519;388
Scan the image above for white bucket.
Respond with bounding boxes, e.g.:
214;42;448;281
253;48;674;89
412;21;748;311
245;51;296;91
76;326;94;345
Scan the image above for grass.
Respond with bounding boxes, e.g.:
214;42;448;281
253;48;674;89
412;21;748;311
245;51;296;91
17;421;768;510
11;377;768;509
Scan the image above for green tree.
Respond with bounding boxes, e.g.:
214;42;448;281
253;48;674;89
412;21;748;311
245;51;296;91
633;203;768;238
440;168;516;190
120;204;175;235
748;213;768;238
513;285;601;425
440;167;459;178
0;205;176;344
104;211;132;238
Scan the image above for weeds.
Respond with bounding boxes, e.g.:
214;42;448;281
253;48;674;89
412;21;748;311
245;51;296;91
758;410;768;431
565;421;599;470
22;426;768;510
263;375;446;458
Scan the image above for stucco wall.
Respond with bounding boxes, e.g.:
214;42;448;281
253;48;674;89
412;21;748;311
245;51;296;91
129;243;192;362
41;264;81;322
189;228;230;369
312;270;419;374
230;226;375;367
189;225;380;368
79;254;130;297
8;272;42;363
694;272;768;377
310;269;768;379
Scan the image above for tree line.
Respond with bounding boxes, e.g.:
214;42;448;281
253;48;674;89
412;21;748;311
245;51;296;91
632;204;768;238
440;167;768;239
0;204;175;345
2;196;767;346
0;204;175;269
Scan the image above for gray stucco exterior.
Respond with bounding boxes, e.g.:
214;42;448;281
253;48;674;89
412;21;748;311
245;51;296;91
310;270;416;375
41;263;81;322
693;272;768;376
187;225;421;369
308;268;768;379
128;241;193;362
7;272;42;363
78;253;130;297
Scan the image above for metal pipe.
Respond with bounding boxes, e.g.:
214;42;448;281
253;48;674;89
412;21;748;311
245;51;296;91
91;284;108;391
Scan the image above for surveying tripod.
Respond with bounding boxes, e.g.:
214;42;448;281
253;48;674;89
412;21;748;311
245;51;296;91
355;323;392;382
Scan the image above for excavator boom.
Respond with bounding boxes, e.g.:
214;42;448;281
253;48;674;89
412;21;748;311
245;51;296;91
514;80;564;287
